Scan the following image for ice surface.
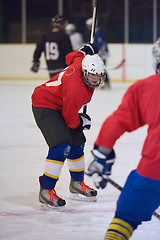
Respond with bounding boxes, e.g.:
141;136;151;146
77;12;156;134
0;80;159;240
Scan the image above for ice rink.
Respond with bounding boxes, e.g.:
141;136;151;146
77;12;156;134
0;80;160;240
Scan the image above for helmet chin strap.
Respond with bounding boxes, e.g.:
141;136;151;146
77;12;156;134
156;63;160;73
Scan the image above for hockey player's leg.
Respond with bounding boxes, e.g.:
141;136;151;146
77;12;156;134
32;107;73;208
104;218;133;240
39;143;71;208
104;170;160;239
67;144;97;202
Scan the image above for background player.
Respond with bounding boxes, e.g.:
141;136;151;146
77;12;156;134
65;23;84;51
31;15;72;78
86;38;160;239
31;43;106;208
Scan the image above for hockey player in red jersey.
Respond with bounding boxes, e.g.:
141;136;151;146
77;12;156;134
87;38;160;239
31;15;72;78
32;42;106;208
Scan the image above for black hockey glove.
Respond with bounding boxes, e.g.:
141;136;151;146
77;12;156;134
79;113;91;130
31;61;40;73
80;43;99;55
86;146;115;189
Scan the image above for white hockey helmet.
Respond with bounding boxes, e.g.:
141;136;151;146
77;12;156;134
152;37;160;73
82;54;106;88
86;18;93;26
65;23;76;33
85;18;98;26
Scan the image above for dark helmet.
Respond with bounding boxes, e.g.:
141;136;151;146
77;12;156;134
52;14;66;28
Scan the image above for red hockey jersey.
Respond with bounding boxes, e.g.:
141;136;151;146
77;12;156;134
95;73;160;180
32;51;94;129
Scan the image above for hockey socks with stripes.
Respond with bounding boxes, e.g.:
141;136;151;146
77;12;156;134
104;218;133;240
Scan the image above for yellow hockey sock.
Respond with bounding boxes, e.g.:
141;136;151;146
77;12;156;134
104;218;134;240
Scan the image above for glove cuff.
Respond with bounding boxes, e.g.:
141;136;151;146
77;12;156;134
33;60;40;63
94;145;112;156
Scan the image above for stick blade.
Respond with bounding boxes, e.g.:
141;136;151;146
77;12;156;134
114;59;125;70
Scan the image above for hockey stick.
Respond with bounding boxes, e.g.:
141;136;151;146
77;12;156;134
109;59;126;71
90;0;98;44
108;178;160;220
83;0;98;114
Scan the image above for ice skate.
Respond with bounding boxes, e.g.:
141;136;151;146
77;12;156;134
39;186;66;209
69;179;97;202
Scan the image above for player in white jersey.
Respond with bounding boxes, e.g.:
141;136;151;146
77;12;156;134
65;23;84;51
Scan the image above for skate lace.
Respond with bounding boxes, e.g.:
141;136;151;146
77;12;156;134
47;189;59;202
80;181;92;195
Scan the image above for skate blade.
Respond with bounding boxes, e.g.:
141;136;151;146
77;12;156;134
40;202;66;212
70;193;97;202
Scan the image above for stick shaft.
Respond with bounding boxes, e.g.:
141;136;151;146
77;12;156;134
90;0;98;43
83;0;98;114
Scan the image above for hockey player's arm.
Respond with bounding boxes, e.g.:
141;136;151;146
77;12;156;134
31;61;40;73
80;43;99;55
86;145;115;189
78;113;91;130
62;91;92;130
62;91;82;129
31;35;45;73
62;101;92;131
31;48;41;73
65;43;99;66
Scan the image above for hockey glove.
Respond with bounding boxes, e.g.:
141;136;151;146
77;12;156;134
79;113;91;130
80;43;99;55
31;61;40;73
86;146;115;189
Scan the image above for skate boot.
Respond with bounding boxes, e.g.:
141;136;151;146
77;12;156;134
39;186;66;209
69;179;97;202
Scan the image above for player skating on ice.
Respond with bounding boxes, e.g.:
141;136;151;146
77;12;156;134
31;15;72;78
31;42;106;208
86;38;160;239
